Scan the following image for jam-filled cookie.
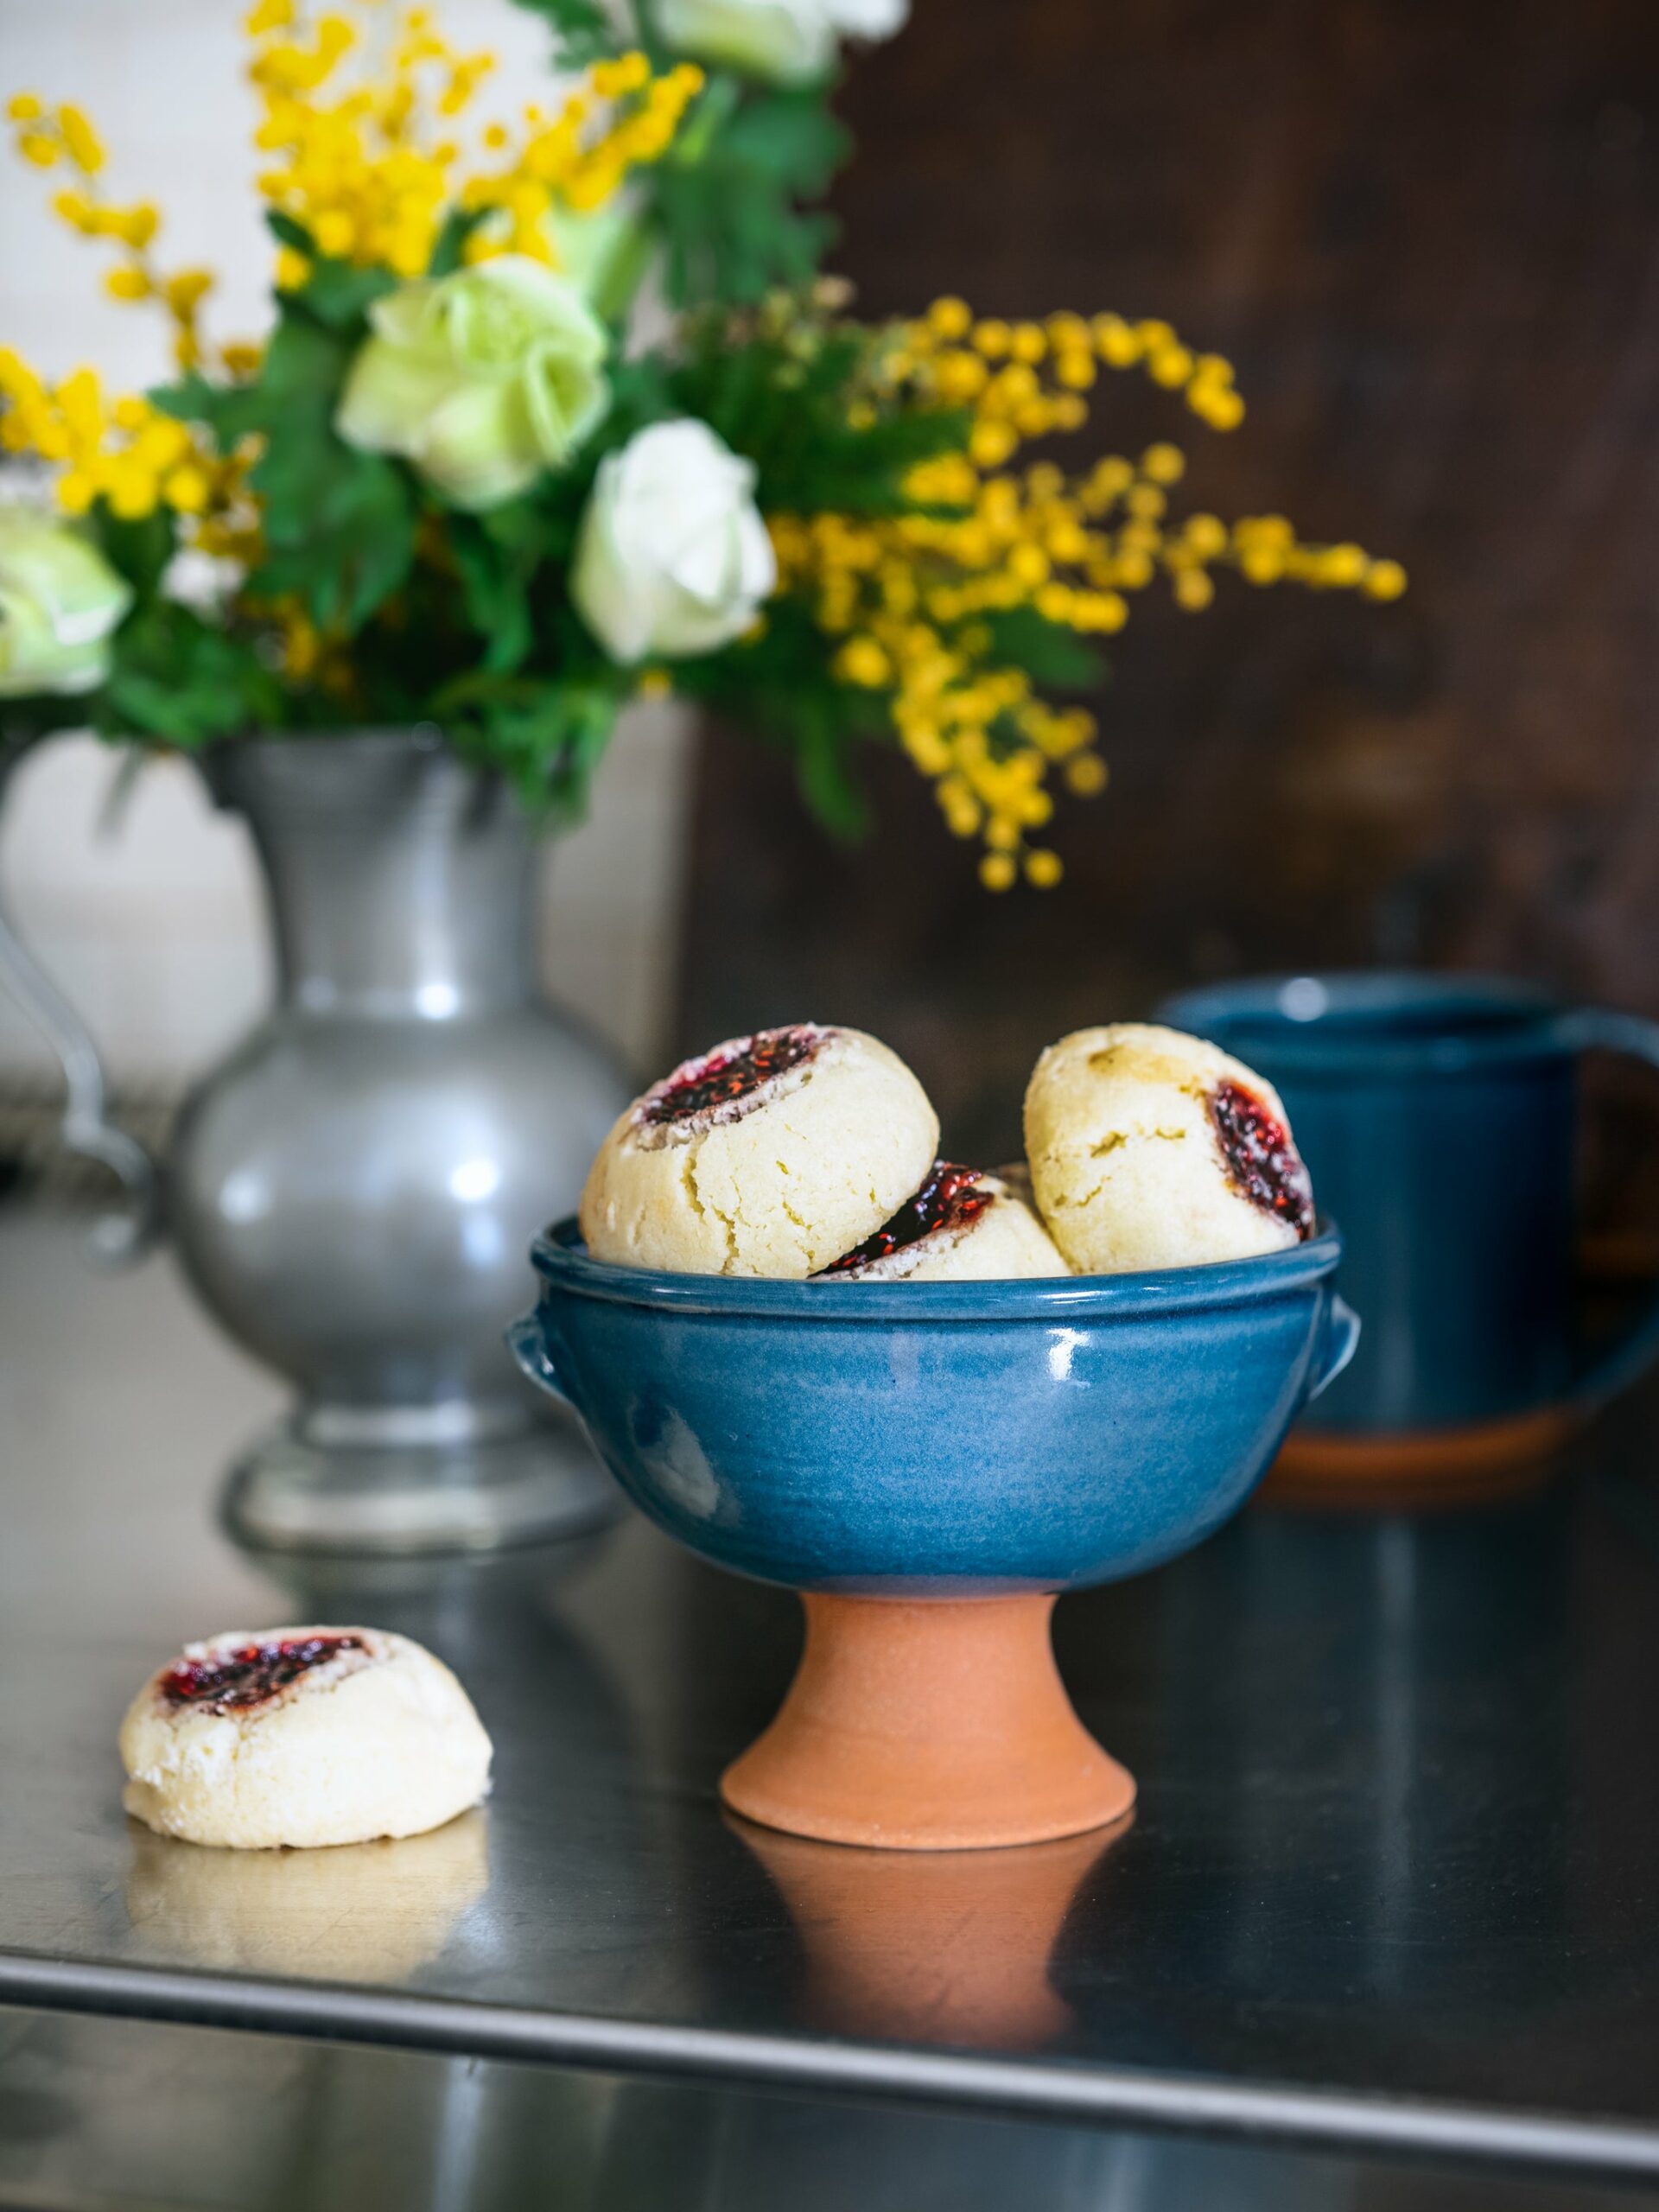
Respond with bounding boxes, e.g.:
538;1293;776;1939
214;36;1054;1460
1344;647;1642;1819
1024;1023;1313;1274
579;1023;938;1277
119;1627;493;1850
816;1162;1068;1281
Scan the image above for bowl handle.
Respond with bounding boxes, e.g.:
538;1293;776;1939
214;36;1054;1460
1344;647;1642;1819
506;1308;574;1408
1308;1294;1362;1402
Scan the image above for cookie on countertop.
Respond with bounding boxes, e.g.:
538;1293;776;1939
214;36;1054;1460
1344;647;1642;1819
119;1626;493;1850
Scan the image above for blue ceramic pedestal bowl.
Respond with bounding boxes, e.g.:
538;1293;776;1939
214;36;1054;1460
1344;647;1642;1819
511;1221;1357;1851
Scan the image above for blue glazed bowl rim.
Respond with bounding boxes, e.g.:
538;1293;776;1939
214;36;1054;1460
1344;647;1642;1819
529;1215;1343;1321
1159;969;1573;1077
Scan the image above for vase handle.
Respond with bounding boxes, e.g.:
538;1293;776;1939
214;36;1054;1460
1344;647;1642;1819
0;883;162;1265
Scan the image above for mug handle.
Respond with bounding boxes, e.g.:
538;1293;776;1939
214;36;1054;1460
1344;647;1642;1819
1308;1293;1362;1402
1554;1007;1659;1414
506;1308;575;1408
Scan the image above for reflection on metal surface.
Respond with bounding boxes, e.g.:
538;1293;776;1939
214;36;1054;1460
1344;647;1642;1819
1372;1515;1418;1998
247;1521;622;1613
730;1814;1128;2048
124;1812;490;1984
1125;1487;1581;2023
219;1408;621;1561
0;2003;614;2212
9;2005;1654;2212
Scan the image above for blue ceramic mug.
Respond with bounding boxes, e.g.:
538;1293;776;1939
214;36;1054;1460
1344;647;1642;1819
1158;973;1659;1475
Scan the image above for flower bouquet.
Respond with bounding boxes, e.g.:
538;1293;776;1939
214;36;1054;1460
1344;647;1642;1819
0;0;1402;892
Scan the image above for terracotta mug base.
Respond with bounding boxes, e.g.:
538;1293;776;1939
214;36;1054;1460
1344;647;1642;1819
719;1592;1135;1852
1267;1404;1578;1510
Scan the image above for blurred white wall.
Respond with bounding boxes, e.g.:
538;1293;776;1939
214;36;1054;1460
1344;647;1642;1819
0;0;690;1088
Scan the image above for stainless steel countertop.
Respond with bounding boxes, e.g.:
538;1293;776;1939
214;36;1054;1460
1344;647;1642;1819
4;1208;1659;2183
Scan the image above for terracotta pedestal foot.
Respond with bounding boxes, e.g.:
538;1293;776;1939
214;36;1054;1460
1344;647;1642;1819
719;1592;1135;1851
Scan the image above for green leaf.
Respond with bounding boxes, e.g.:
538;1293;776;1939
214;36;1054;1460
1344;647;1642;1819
504;0;619;65
981;605;1106;690
649;83;849;305
722;92;847;184
89;505;175;601
295;257;398;331
796;706;870;837
254;453;416;632
149;370;221;426
223;304;418;631
257;310;342;400
264;209;314;255
670;598;887;843
664;319;969;515
449;675;626;819
150;367;276;464
99;602;283;748
448;515;535;674
260;209;398;327
427;206;489;279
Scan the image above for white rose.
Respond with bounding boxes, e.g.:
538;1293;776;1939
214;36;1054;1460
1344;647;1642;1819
335;257;610;512
822;0;908;34
0;506;132;698
656;0;910;83
572;419;776;664
656;0;832;82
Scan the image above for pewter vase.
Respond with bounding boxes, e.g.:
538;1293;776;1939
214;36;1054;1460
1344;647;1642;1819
170;730;629;1554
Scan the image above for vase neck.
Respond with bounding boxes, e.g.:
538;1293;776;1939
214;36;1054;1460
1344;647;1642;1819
215;736;537;1017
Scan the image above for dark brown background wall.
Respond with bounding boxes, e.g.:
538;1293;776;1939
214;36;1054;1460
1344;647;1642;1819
678;0;1659;1170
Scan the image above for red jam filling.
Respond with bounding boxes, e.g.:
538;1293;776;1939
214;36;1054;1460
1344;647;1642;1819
160;1634;368;1715
1210;1081;1313;1237
639;1025;823;1128
818;1161;994;1274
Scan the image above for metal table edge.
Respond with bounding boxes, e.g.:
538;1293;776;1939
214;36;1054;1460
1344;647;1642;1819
3;1951;1657;2183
